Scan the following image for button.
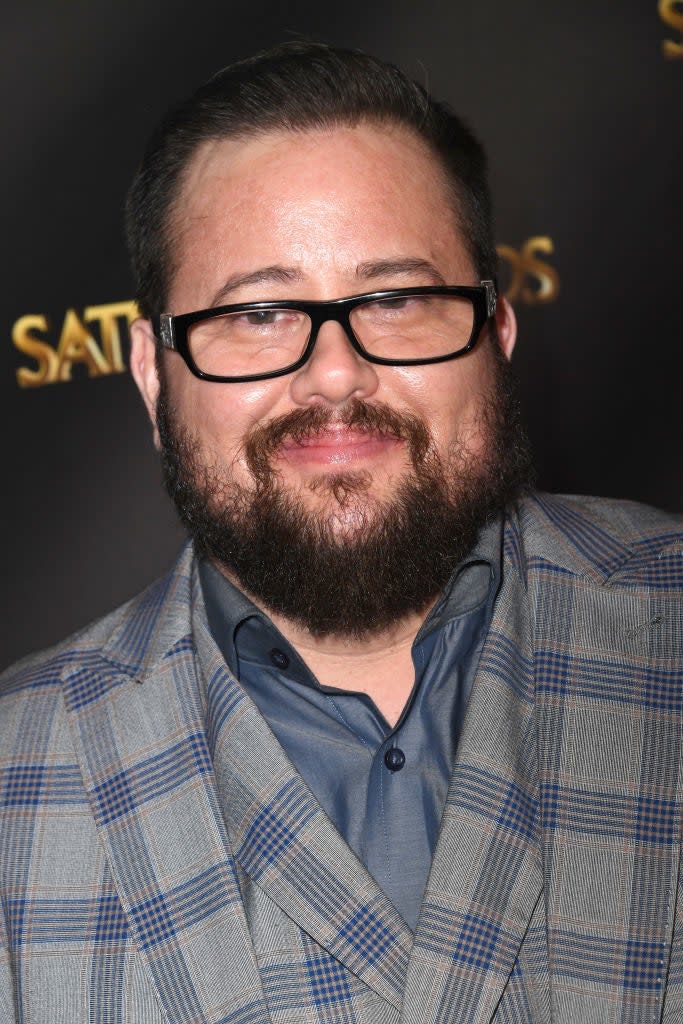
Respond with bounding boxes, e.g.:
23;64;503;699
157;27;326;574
384;747;406;772
269;648;290;670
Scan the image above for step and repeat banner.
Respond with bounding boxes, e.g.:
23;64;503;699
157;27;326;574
2;0;682;666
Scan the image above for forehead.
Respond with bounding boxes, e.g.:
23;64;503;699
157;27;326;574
167;122;473;309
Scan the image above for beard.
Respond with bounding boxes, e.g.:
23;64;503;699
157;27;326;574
156;344;534;639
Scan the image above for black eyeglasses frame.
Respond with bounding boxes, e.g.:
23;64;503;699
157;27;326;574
153;281;497;384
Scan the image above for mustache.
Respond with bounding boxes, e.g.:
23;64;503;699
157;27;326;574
244;399;431;479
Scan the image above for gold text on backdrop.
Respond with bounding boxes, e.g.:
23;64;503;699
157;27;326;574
11;242;560;389
659;0;683;57
496;237;560;305
12;302;137;388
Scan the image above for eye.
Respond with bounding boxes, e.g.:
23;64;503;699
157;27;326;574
374;297;413;310
224;308;307;341
361;295;427;320
243;310;282;326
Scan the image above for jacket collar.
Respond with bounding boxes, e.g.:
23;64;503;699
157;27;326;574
84;492;678;687
97;542;196;682
513;492;682;584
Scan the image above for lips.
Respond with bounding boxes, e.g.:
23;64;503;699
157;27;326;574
289;428;384;447
279;427;402;465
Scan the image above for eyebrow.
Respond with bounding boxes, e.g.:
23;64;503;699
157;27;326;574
355;257;447;285
207;256;446;308
209;266;304;307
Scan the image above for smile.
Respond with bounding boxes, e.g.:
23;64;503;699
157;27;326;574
278;429;404;466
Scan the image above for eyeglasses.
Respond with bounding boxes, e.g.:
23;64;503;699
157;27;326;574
154;281;497;383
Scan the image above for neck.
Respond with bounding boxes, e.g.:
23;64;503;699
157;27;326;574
215;560;435;726
272;605;433;727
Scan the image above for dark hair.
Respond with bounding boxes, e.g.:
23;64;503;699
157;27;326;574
125;41;496;320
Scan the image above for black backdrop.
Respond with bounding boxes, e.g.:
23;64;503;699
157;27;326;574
2;0;682;668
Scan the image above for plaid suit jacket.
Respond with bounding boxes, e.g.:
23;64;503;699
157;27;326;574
1;493;682;1024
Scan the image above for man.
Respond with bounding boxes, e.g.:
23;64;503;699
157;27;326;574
1;42;682;1024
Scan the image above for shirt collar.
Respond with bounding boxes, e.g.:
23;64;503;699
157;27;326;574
415;513;503;641
199;512;504;678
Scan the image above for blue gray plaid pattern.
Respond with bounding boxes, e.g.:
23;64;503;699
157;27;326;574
1;493;682;1023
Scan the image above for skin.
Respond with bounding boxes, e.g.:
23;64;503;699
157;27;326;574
131;122;517;724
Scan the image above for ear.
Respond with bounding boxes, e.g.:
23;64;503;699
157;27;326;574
130;318;162;448
495;296;517;361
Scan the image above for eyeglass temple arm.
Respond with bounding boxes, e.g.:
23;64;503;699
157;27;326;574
156;314;176;350
482;280;497;318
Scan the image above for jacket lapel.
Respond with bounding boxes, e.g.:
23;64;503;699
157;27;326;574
404;515;543;1024
62;550;273;1024
193;611;413;1011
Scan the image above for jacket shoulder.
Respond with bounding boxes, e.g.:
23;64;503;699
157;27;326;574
512;492;683;583
0;555;189;712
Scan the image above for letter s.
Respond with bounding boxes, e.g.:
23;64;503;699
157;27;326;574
12;315;59;388
659;0;683;57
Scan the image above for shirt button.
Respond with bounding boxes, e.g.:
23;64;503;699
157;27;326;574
269;648;290;670
384;747;406;772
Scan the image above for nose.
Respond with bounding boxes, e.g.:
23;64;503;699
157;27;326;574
288;318;380;407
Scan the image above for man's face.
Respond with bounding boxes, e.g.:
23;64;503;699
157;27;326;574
132;122;528;636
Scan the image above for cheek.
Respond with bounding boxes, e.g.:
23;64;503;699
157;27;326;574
391;358;490;448
170;372;288;460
